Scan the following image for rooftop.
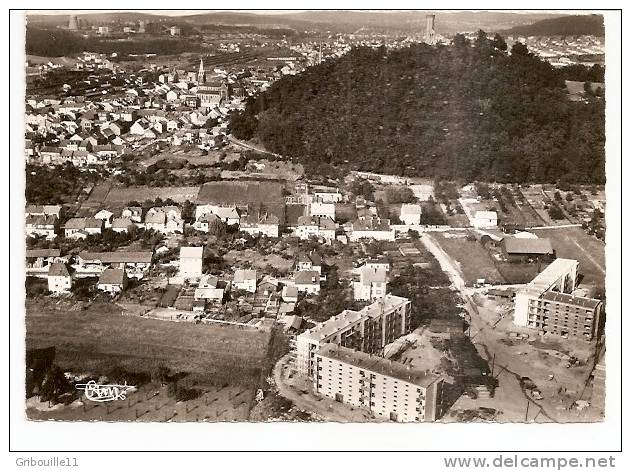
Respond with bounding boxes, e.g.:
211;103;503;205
301;294;410;342
529;258;579;292
48;262;70;277
317;343;441;388
180;246;204;259
78;251;152;264
540;291;601;309
503;237;554;255
98;268;126;285
26;249;61;258
234;269;257;283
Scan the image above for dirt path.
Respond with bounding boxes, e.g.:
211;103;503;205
419;234;558;423
571;239;606;274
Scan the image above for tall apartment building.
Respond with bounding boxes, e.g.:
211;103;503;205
514;258;603;341
314;344;443;422
294;294;411;377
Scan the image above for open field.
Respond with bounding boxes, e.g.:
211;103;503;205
25;300;272;387
103;186;201;206
223;248;294;273
432;233;504;285
533;227;605;289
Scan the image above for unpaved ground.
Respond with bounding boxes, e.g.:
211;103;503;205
419;234;600;423
272;354;378;423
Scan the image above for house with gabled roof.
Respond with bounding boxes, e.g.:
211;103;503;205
97;268;127;295
64;217;103;238
233;269;257;293
47;262;72;294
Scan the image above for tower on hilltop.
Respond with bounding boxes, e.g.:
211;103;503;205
68;15;79;31
425;13;436;45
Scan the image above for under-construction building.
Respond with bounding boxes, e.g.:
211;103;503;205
513;258;603;341
293;294;411;378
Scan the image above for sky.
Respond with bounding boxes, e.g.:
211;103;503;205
27;10;307;16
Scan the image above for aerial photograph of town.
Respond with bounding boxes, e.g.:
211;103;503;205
18;8;611;433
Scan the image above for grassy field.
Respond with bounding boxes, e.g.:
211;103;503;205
25;300;272;387
103;186;201;206
433;233;505;285
533;227;606;289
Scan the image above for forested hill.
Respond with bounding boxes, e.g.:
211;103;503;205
230;33;605;184
501;15;604;37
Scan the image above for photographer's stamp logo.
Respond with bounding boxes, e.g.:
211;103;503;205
75;380;136;402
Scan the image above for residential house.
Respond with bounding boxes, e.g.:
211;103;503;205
195;204;241;226
194;212;222;233
239;213;280;238
64;217;103;239
179;246;204;279
75;251;153;279
350;217;395;242
282;285;299;303
295;215;336;241
194;275;224;303
47;262;72;294
296;251;322;274
293;270;321;295
400;204;423;225
233;269;257;293
310;202;336;221
122;206;142;223
353;266;388;302
94;209;114;228
25;214;58;240
97;268;127;294
111;217;135;233
26;248;62;277
145;207;183;234
472;211;498;229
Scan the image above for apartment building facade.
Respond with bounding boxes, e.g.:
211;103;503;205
314;344;443;422
514;258;603;341
522;291;603;341
294;294;411;377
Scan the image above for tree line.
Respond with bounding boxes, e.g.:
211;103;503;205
230;32;605;184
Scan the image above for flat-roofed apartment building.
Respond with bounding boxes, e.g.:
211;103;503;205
514;258;603;341
314;344;443;422
294;294;411;377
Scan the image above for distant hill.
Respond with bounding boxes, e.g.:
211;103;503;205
230;37;605;184
26;12;169;26
26;10;564;34
501;14;604;37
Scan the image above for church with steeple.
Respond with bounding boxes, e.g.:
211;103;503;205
197;57;206;85
195;57;230;109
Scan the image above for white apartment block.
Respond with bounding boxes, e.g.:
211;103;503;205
514;258;579;326
294;294;411;377
314;344;443;422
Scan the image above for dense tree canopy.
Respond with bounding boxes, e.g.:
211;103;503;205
231;35;605;184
